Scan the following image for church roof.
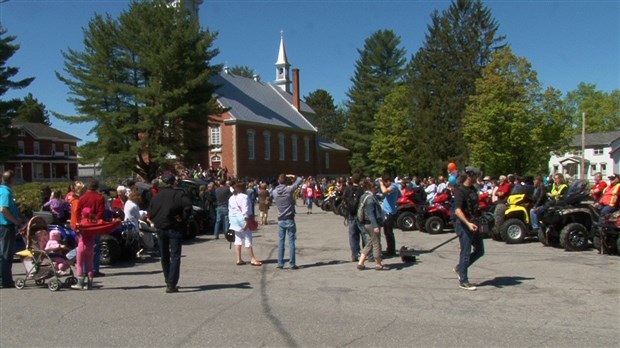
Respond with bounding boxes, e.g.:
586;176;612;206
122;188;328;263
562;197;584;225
212;72;317;132
13;121;81;142
318;136;349;152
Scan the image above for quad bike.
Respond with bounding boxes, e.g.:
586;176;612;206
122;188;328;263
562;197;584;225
593;210;620;255
538;180;597;251
420;192;453;234
498;193;538;244
396;187;427;231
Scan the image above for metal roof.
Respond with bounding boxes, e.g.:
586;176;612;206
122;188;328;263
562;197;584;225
13;121;81;142
212;72;317;132
318;136;349;152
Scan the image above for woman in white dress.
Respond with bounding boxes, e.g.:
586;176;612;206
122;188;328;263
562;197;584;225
228;182;262;266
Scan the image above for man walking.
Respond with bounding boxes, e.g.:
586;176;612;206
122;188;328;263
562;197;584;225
274;173;302;269
147;173;192;293
453;166;484;291
0;170;22;289
379;175;401;257
213;179;231;239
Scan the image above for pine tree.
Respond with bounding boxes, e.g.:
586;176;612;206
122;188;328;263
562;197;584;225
0;26;34;164
342;29;406;175
16;93;51;125
56;0;222;180
407;0;504;176
304;89;345;143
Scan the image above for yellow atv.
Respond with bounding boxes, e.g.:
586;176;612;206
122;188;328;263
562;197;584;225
499;193;535;244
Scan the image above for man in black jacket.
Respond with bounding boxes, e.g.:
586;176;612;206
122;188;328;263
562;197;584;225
147;173;192;293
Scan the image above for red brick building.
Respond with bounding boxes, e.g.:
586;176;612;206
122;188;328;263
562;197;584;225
192;35;349;179
2;122;81;183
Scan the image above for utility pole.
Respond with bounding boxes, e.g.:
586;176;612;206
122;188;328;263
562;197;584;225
581;112;586;180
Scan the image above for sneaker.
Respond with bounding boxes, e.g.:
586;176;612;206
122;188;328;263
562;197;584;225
165;285;179;293
459;282;477;291
93;271;105;278
276;265;284;269
290;265;299;270
351;257;359;262
453;265;461;281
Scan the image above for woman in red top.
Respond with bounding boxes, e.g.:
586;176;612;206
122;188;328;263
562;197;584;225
303;181;315;214
590;173;607;202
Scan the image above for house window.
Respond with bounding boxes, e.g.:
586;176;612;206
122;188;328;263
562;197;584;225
291;135;298;161
34;141;40;155
593;148;604;156
304;136;310;162
553;165;559;174
574;150;582;156
34;163;44;179
278;133;285;161
264;131;271;160
210;125;221;150
17;141;24;155
590;164;597;174
52;143;56;155
325;152;330;169
18;128;25;137
247;130;255;160
600;163;607;175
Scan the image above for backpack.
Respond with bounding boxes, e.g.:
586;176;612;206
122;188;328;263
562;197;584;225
343;185;365;215
357;192;384;226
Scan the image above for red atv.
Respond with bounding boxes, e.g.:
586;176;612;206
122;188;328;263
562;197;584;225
420;192;453;234
396;187;426;231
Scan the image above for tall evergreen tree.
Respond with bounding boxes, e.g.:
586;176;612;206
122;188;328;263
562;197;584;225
342;29;406;175
304;89;345;143
16;93;51;125
0;26;34;164
407;0;504;176
56;0;222;180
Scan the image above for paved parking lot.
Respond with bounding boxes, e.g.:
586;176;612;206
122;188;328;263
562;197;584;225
1;206;618;347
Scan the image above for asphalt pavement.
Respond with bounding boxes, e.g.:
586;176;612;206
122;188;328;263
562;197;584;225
1;205;619;347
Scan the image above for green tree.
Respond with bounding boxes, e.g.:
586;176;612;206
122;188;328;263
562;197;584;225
0;26;34;164
566;82;620;133
463;46;541;176
407;0;504;176
56;0;222;180
342;29;406;175
230;65;255;78
368;85;413;176
16;93;51;125
304;89;345;143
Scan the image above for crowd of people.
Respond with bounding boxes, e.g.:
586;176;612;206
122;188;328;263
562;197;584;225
0;166;618;293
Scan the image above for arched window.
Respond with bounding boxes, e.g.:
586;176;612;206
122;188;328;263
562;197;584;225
291;135;298;161
210;124;221;150
264;131;271;160
303;136;310;162
278;133;285;161
247;129;255;160
325;152;330;169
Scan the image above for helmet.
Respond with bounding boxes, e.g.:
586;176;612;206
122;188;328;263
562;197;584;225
112;208;125;220
225;229;235;243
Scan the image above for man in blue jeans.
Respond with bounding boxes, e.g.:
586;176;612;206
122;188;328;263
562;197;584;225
213;179;231;239
274;174;302;269
453;166;485;291
0;170;22;289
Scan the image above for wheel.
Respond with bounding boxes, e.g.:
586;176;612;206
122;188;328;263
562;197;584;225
184;220;198;240
538;228;549;246
323;200;332;212
65;277;78;286
425;216;445;234
500;218;528;244
15;278;25;290
331;201;340;215
491;229;504;241
560;223;589;251
397;211;417;231
616;236;620;255
99;235;121;265
48;279;61;291
337;203;348;217
35;279;46;286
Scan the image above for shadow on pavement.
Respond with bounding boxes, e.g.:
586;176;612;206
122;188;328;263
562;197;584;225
478;276;535;288
386;260;420;270
102;282;253;292
300;260;349;269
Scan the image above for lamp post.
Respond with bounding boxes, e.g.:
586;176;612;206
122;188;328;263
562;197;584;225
581;112;586;180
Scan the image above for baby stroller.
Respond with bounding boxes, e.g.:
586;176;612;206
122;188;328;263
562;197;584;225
14;216;78;291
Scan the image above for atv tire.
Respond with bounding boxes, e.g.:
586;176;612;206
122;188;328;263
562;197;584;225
425;216;445;234
397;212;417;231
184;220;198;240
500;218;528;244
538;229;549;246
560;222;589;251
99;235;121;265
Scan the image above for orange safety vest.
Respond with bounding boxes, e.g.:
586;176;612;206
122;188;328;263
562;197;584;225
600;183;620;207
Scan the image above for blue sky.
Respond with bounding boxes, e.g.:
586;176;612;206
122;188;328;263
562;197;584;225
1;0;619;144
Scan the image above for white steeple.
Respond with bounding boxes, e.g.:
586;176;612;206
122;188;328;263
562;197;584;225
275;31;291;93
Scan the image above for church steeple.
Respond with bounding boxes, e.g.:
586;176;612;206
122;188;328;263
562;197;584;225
275;31;291;93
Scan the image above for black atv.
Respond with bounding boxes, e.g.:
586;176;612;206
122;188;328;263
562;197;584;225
538;180;598;251
594;210;620;255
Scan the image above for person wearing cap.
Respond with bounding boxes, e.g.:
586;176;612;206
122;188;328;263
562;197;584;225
597;174;620;221
453;166;484;291
378;174;401;257
147;173;192;293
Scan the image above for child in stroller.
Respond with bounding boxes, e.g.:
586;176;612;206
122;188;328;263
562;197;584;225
15;216;78;291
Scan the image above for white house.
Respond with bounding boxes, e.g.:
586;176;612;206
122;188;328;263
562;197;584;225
549;131;620;181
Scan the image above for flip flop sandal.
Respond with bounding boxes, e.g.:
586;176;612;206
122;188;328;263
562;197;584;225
375;265;389;271
236;261;246;266
250;261;263;266
357;264;366;270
